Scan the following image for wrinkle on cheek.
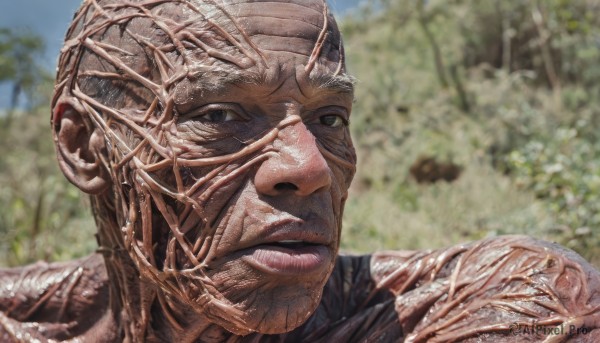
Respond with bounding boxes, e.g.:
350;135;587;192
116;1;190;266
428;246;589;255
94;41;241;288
181;166;253;263
208;190;279;258
213;190;260;257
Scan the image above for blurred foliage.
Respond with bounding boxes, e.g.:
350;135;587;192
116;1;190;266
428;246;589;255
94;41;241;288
1;0;600;267
0;105;97;266
0;28;53;124
0;28;46;88
508;127;600;260
339;0;600;266
0;29;95;267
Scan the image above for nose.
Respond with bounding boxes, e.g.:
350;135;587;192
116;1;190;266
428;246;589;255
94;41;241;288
254;121;331;197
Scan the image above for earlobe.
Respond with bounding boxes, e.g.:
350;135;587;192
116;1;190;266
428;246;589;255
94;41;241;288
53;100;111;195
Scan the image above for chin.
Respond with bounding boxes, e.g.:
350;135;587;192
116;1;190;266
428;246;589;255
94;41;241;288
205;255;334;334
231;277;326;334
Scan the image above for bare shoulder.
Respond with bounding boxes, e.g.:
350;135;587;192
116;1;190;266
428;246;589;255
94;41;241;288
371;235;600;342
0;254;116;342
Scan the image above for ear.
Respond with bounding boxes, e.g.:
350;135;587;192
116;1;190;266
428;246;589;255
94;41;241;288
52;100;111;194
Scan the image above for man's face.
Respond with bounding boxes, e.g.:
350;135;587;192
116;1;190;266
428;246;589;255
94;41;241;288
165;3;356;332
173;63;354;332
64;0;355;334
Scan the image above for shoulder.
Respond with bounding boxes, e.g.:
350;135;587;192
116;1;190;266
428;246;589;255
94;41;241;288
0;254;116;342
371;235;600;342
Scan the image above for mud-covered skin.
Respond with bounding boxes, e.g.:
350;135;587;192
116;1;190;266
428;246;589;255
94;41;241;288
0;256;117;342
2;0;600;342
51;0;354;338
2;236;600;342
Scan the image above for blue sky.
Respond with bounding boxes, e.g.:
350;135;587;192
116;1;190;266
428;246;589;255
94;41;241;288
0;0;364;109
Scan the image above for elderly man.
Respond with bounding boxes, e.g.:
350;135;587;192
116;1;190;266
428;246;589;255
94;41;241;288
1;0;600;342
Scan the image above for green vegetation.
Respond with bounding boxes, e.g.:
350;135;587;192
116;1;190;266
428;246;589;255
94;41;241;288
0;29;96;266
340;0;600;266
1;0;599;267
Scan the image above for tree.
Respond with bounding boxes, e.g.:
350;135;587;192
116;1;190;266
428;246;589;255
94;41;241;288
0;28;51;127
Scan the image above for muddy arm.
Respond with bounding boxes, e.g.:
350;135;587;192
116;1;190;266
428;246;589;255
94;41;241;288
0;254;110;341
371;235;600;342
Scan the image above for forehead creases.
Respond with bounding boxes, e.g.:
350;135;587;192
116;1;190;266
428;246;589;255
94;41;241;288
76;0;339;91
178;1;270;70
224;1;336;66
77;1;268;78
183;0;340;76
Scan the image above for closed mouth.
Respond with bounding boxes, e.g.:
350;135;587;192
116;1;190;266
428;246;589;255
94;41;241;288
215;215;335;275
240;242;331;275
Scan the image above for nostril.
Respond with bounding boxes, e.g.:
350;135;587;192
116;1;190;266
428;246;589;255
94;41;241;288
274;182;299;192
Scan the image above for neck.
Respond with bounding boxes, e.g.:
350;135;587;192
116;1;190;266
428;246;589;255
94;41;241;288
92;197;237;342
150;295;236;342
102;260;237;342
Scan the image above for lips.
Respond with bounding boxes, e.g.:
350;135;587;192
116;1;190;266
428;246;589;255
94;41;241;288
230;217;334;275
241;243;330;275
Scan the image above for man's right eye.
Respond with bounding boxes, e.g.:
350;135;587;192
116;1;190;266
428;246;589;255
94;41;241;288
179;103;247;124
199;109;239;123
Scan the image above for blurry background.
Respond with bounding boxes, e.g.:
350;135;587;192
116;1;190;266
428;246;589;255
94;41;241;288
1;0;599;267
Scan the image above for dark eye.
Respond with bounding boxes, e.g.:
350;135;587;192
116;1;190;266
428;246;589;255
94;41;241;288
200;109;239;123
320;114;346;128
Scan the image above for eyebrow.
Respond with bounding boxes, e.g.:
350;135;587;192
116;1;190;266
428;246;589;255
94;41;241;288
179;66;356;102
310;73;356;94
184;68;261;93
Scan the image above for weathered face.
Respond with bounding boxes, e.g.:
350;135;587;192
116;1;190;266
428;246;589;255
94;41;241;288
176;67;354;333
169;1;355;333
53;0;356;335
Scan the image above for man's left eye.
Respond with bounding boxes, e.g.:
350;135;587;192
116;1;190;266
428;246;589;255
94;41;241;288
320;114;346;128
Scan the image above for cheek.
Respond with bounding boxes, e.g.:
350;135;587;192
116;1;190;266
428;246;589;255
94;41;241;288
193;168;248;226
313;128;356;193
329;159;355;213
169;166;251;269
165;177;343;334
206;184;263;259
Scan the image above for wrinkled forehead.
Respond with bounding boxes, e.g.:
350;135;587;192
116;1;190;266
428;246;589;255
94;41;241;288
56;0;347;113
176;0;343;76
153;0;346;108
225;0;341;63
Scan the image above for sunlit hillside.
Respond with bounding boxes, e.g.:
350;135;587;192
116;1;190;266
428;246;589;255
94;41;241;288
339;0;600;267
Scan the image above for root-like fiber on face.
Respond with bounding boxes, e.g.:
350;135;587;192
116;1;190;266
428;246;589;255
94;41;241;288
52;0;352;337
